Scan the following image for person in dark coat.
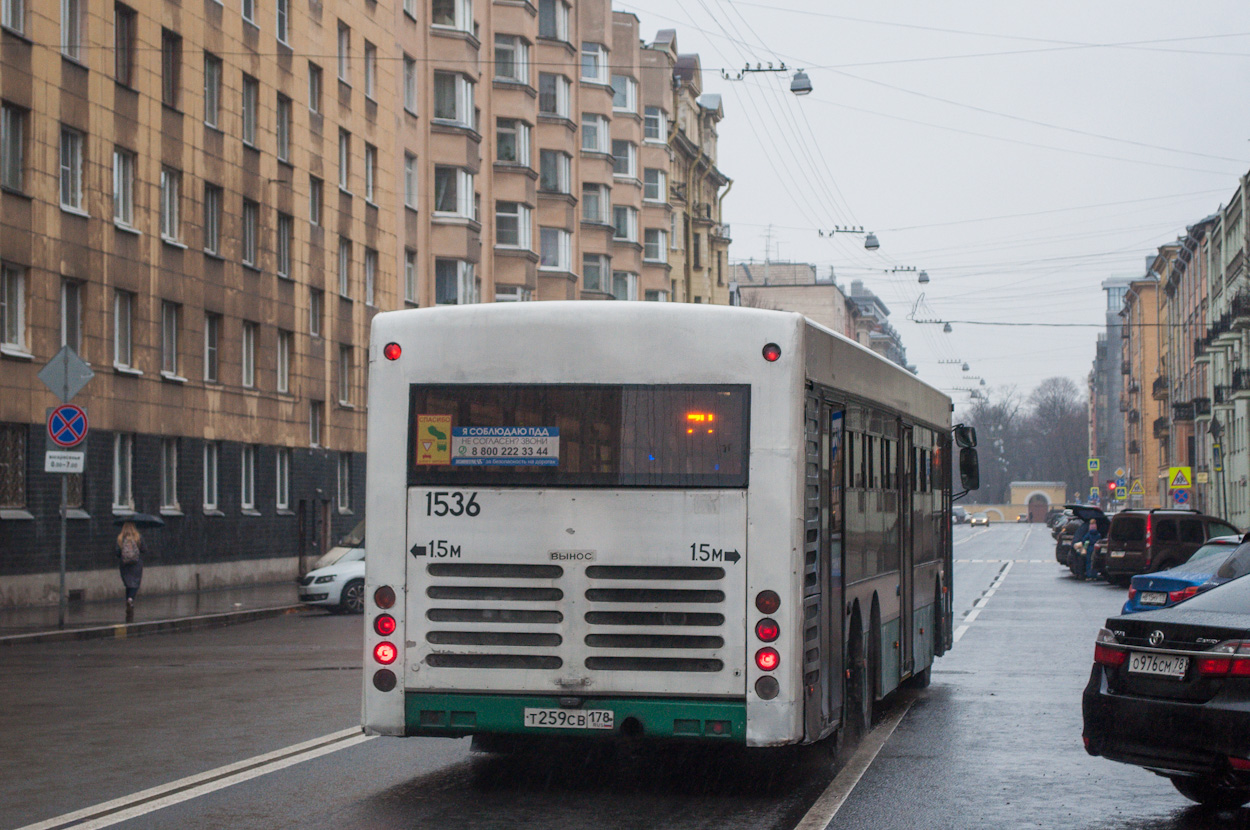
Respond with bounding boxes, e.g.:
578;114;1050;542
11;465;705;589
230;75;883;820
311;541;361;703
115;521;147;622
1075;518;1102;581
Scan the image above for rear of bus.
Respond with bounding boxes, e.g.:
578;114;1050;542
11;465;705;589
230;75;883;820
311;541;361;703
361;303;807;747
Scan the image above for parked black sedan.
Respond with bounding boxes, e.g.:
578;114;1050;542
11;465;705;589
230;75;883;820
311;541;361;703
1083;574;1250;808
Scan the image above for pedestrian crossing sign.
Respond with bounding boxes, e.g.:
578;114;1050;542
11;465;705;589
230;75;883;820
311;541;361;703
1089;486;1099;500
1116;486;1128;500
1087;457;1100;472
1129;479;1145;496
1168;466;1192;489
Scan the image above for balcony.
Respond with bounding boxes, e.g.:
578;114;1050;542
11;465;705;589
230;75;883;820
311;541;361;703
1193;397;1212;416
1235;369;1250;399
1127;380;1140;394
1121;360;1131;375
1172;401;1195;421
1232;290;1250;330
1126;408;1140;423
1215;385;1231;405
1153;417;1170;439
1152;375;1170;400
1118;398;1129;413
1121;327;1130;340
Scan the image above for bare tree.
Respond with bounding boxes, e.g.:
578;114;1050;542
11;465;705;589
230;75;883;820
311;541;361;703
963;387;1023;503
1022;377;1088;500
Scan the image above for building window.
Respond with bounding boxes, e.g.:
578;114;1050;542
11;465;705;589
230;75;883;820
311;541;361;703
581;42;608;84
337;453;352;512
495;201;531;248
242;200;259;267
241;322;256;387
613;205;638;242
645;289;669;302
309;401;323;447
60;127;83;211
0;104;23;191
3;0;24;34
61;280;81;350
114;4;135;84
338;130;351;190
581;183;608;224
308;62;322;113
644;106;667;142
204;313;220;381
277;329;291;393
61;0;83;60
404;154;418;209
309;176;323;226
538;73;570;118
612;140;636;178
277;213;292;278
496;119;529;165
582;254;608;292
364;41;376;98
276;95;291;161
242;75;258;145
112;290;132;368
161;438;179;510
434;166;474;217
612;271;638;301
431;0;471;32
538;0;568;41
112;433;134;509
581;113;609;154
0;423;26;509
161;301;179;376
611;75;637;112
644;168;666;202
403;0;415;17
113;148;135;226
276;449;290;510
160;167;181;241
338;237;351;296
365;248;377;306
204;54;222;127
240;445;255;510
241;0;255;24
338;344;352;404
161;29;182;108
404;56;418;113
435;259;476;305
204;184;222;254
203;441;219;510
671;211;683;249
1;263;24;352
539;150;570;194
539;228;571;271
495;35;528;83
309;289;323;337
276;0;289;43
337;22;351;83
644;229;667;262
404;250;418;303
692;232;701;268
433;72;474;126
364;143;376;202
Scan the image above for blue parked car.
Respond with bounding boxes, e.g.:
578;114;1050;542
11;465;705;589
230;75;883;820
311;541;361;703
1122;533;1250;614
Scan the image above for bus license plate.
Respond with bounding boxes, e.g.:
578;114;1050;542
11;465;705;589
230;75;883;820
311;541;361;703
523;708;614;730
1128;652;1188;678
1140;591;1167;606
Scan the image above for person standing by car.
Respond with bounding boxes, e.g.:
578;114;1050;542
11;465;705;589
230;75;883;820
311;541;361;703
115;521;146;623
1075;518;1102;581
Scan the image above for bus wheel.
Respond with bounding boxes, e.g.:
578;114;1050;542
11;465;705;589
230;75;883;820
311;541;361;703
846;621;871;739
904;665;931;689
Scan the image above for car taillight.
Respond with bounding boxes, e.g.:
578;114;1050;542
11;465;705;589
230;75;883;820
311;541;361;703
374;614;397;636
1197;641;1250;677
755;590;780;614
373;641;398;665
1230;756;1250;771
1145;514;1152;548
1093;628;1127;667
756;647;780;671
755;618;780;642
1168;586;1200;604
1127;586;1137;601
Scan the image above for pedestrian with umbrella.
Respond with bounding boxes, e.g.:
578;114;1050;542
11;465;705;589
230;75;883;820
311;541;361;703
113;514;162;622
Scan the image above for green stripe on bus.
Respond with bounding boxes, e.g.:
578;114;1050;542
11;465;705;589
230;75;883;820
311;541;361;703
404;692;747;741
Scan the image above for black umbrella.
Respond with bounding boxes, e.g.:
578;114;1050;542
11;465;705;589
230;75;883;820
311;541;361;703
113;512;165;528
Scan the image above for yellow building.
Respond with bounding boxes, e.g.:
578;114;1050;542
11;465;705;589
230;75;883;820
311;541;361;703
1122;275;1164;508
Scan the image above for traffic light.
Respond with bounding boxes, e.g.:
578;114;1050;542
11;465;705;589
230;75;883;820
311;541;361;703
1106;480;1117;494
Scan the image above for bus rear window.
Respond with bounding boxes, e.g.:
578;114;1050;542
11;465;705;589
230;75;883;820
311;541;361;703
408;384;749;488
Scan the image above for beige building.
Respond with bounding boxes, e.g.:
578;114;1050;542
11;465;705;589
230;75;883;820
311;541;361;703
1121;274;1164;509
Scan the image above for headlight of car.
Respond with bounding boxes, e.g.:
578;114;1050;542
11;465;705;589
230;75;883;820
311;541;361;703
314;575;337;584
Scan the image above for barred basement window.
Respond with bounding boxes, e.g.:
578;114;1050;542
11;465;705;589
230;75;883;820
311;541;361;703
0;423;25;509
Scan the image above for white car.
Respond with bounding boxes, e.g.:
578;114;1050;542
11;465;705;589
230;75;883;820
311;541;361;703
299;522;366;613
969;513;990;527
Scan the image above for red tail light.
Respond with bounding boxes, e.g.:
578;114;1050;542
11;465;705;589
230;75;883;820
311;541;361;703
373;641;398;665
762;343;781;362
383;342;402;361
1168;586;1199;604
755;647;780;671
1230;756;1250;771
1127;586;1137;601
755;618;780;642
374;585;396;609
755;591;781;614
374;614;397;636
1094;644;1128;667
1145;514;1152;548
1197;641;1250;677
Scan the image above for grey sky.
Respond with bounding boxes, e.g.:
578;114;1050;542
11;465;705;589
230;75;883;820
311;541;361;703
616;0;1250;413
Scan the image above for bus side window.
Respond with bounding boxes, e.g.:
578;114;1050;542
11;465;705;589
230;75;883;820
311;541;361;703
865;435;875;489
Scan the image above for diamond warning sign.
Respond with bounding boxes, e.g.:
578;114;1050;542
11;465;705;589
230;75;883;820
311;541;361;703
415;414;452;465
1168;466;1192;489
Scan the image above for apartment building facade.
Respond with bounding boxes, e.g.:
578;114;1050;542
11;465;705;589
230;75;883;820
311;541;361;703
1121;274;1163;509
0;0;731;605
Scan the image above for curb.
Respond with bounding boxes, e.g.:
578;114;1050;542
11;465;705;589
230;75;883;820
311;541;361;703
0;604;307;646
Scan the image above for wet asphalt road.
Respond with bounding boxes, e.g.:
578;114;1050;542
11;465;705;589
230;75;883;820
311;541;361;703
4;524;1248;829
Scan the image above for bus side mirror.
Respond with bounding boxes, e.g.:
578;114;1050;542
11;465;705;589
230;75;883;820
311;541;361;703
959;447;980;491
954;424;977;449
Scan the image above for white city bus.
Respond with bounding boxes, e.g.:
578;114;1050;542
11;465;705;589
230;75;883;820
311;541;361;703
362;302;968;748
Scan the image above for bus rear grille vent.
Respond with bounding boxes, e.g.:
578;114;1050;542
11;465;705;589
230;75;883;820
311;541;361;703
428;631;563;647
427;586;563;602
585;588;724;604
426;654;562;670
583;611;724;627
585;656;723;672
428;608;564;624
585;634;724;649
586;566;724;581
427;564;563;579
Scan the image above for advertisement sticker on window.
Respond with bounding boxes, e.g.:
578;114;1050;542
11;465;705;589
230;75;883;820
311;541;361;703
451;426;560;466
415;414;452;465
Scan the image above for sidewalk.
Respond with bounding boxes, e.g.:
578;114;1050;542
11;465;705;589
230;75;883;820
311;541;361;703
0;581;306;645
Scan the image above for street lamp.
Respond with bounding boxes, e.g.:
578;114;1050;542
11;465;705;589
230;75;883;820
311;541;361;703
918;270;929;284
1209;416;1227;518
790;70;812;96
864;232;880;251
943;322;953;333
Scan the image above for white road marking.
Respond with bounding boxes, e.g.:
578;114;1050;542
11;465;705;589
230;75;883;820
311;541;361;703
16;727;374;830
953;561;1014;644
792;696;916;830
